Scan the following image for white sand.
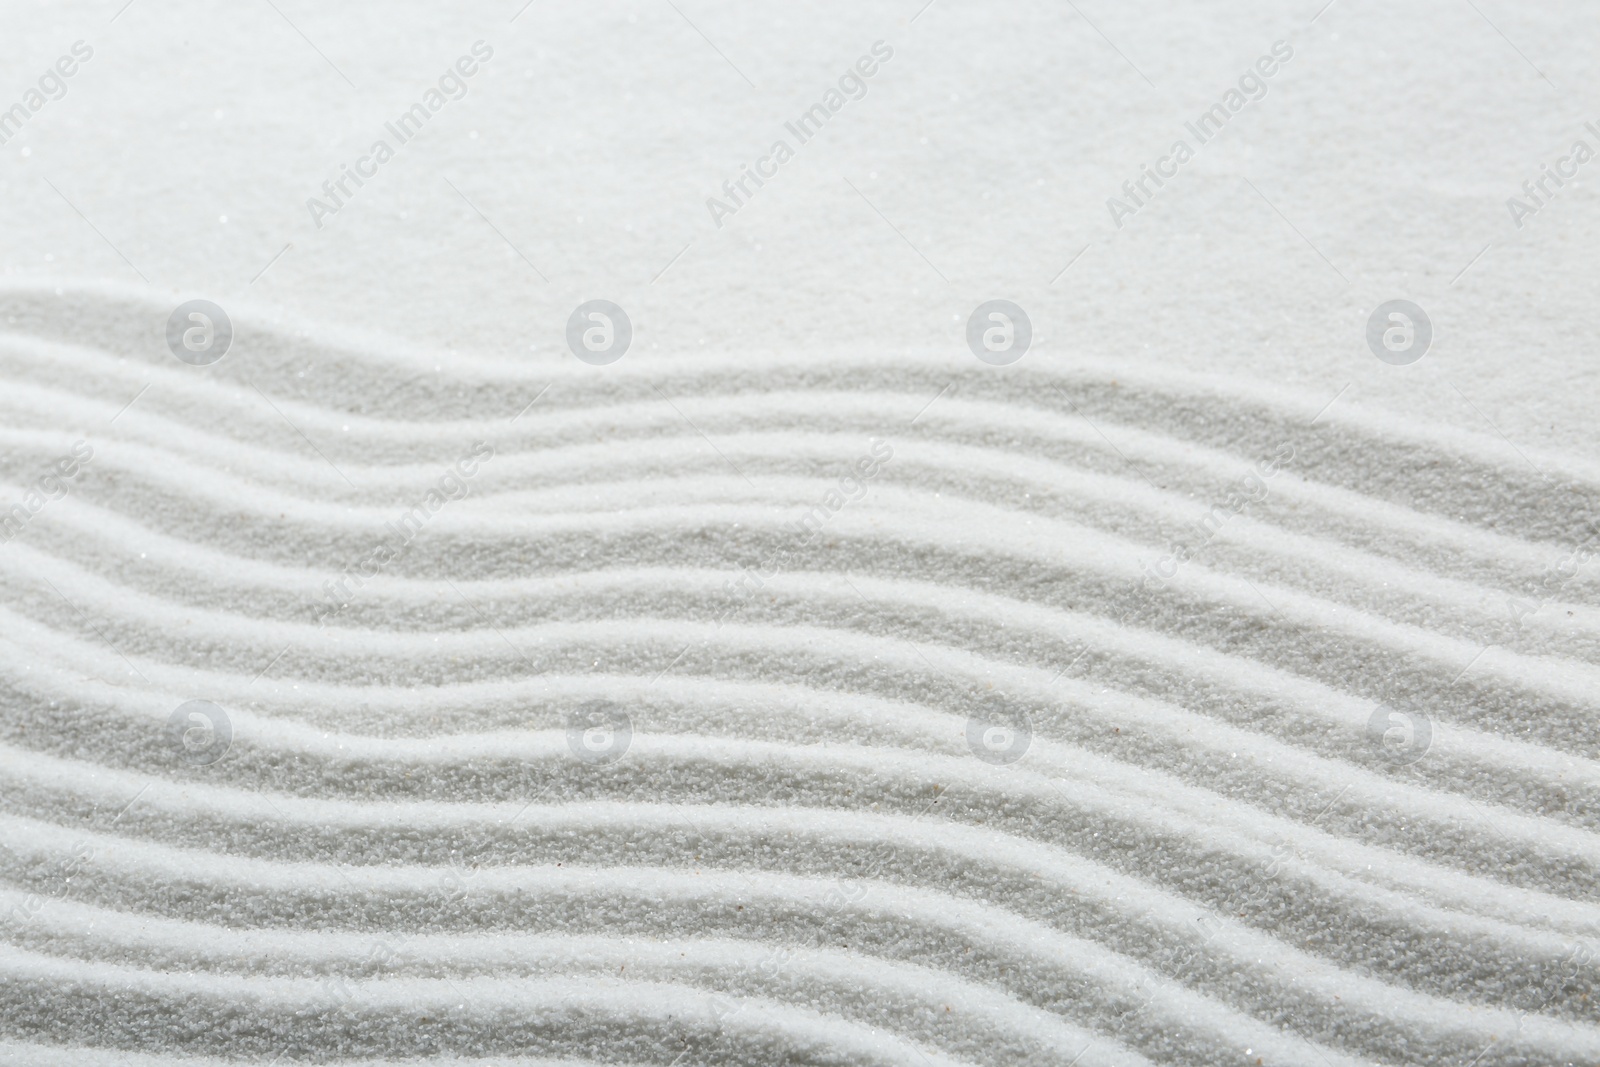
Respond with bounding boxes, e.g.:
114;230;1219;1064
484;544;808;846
0;1;1598;1064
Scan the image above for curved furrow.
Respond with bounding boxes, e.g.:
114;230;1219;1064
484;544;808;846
7;477;1600;764
6;516;1600;815
7;580;1600;916
5;285;1597;1065
0;817;1581;1067
2;362;1593;637
6;719;1600;1021
5;415;1599;671
5;521;1600;833
0;899;1141;1067
5;365;1599;624
5;581;1600;919
27;631;1600;959
4;296;1599;551
0;939;1014;1067
0;1045;601;1067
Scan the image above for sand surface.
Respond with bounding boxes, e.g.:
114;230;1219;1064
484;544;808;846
1;1;1598;1064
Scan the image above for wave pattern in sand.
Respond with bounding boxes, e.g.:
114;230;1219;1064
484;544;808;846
0;289;1597;1067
